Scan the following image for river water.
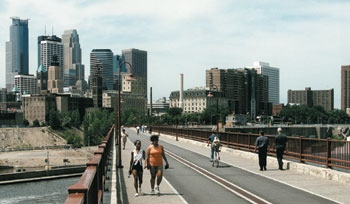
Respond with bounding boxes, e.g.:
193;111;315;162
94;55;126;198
0;177;79;204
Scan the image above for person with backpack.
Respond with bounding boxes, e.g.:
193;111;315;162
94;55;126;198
207;130;221;162
129;140;146;197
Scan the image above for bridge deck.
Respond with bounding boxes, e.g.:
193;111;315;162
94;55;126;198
109;129;349;204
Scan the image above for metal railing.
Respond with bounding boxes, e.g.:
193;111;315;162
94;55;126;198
64;126;114;204
154;126;350;170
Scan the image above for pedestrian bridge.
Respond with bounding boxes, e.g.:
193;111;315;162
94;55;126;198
64;126;350;204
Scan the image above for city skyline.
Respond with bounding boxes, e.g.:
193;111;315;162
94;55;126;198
1;0;350;108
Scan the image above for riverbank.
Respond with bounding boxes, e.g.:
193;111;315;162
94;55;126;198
0;146;98;171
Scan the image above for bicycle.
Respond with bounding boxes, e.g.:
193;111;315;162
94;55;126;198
212;145;221;168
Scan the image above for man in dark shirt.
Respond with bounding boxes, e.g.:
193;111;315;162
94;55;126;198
254;130;269;171
273;128;288;170
207;131;221;162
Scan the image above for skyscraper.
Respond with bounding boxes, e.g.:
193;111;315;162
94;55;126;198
6;17;29;91
39;35;64;80
248;61;280;106
90;49;114;90
38;35;60;67
113;54;126;90
288;87;334;111
206;67;270;118
121;48;148;112
121;49;147;93
14;74;37;95
47;56;63;94
37;64;48;93
341;65;350;110
62;29;85;87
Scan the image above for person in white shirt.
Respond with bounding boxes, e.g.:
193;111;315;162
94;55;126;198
121;129;128;150
129;140;146;196
136;126;140;135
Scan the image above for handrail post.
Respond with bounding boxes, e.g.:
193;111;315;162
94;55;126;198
326;137;332;168
299;136;304;163
248;133;251;152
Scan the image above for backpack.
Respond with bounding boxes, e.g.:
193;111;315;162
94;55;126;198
213;135;220;148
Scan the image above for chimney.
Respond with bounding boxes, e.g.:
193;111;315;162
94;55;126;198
179;73;184;110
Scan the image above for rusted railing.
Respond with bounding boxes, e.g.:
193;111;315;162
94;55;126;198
154;126;350;170
64;126;114;204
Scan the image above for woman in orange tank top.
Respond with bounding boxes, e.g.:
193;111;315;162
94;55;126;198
146;135;169;195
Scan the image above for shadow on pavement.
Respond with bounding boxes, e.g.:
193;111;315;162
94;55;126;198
116;155;129;204
216;165;231;168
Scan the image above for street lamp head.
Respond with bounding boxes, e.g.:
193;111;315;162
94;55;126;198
126;74;135;81
207;91;214;97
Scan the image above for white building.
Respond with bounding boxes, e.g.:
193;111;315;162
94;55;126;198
169;87;227;114
40;39;64;79
14;74;37;95
247;61;280;105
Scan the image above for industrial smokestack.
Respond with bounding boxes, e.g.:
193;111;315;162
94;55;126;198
179;74;184;110
150;87;153;116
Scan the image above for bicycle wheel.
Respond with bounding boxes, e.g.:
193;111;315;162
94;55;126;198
212;155;215;166
215;152;219;168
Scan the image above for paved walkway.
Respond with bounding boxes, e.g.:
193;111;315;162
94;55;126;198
111;129;350;204
110;133;186;204
155;131;350;204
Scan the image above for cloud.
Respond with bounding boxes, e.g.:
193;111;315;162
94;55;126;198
0;0;350;108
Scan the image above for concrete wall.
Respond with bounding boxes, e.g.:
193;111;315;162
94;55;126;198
225;126;333;139
0;166;85;182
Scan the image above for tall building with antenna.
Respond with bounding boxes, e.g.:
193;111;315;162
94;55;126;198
6;17;29;91
38;35;63;80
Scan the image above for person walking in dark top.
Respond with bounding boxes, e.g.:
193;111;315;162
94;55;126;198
273;128;288;170
254;130;269;171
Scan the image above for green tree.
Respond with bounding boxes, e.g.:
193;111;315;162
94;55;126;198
167;107;183;117
33;119;40;127
82;109;114;146
49;109;61;129
23;119;29;127
71;110;81;128
63;130;82;148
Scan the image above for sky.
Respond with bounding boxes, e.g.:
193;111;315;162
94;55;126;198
1;0;350;108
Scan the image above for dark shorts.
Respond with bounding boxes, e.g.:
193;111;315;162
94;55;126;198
149;166;163;172
132;163;143;172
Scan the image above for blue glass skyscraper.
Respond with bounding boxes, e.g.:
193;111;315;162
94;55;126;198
90;49;114;90
6;17;29;91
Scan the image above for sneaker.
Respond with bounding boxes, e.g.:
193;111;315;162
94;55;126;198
210;159;213;162
155;186;160;195
138;187;142;195
151;189;155;195
135;193;139;197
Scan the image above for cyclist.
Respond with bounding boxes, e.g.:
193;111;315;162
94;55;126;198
207;130;221;162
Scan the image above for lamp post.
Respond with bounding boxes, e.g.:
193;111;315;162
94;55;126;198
156;110;160;136
115;61;134;168
207;85;219;135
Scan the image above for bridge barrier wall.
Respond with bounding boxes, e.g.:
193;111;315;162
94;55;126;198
0;166;86;183
159;130;350;184
65;126;114;204
154;126;350;171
